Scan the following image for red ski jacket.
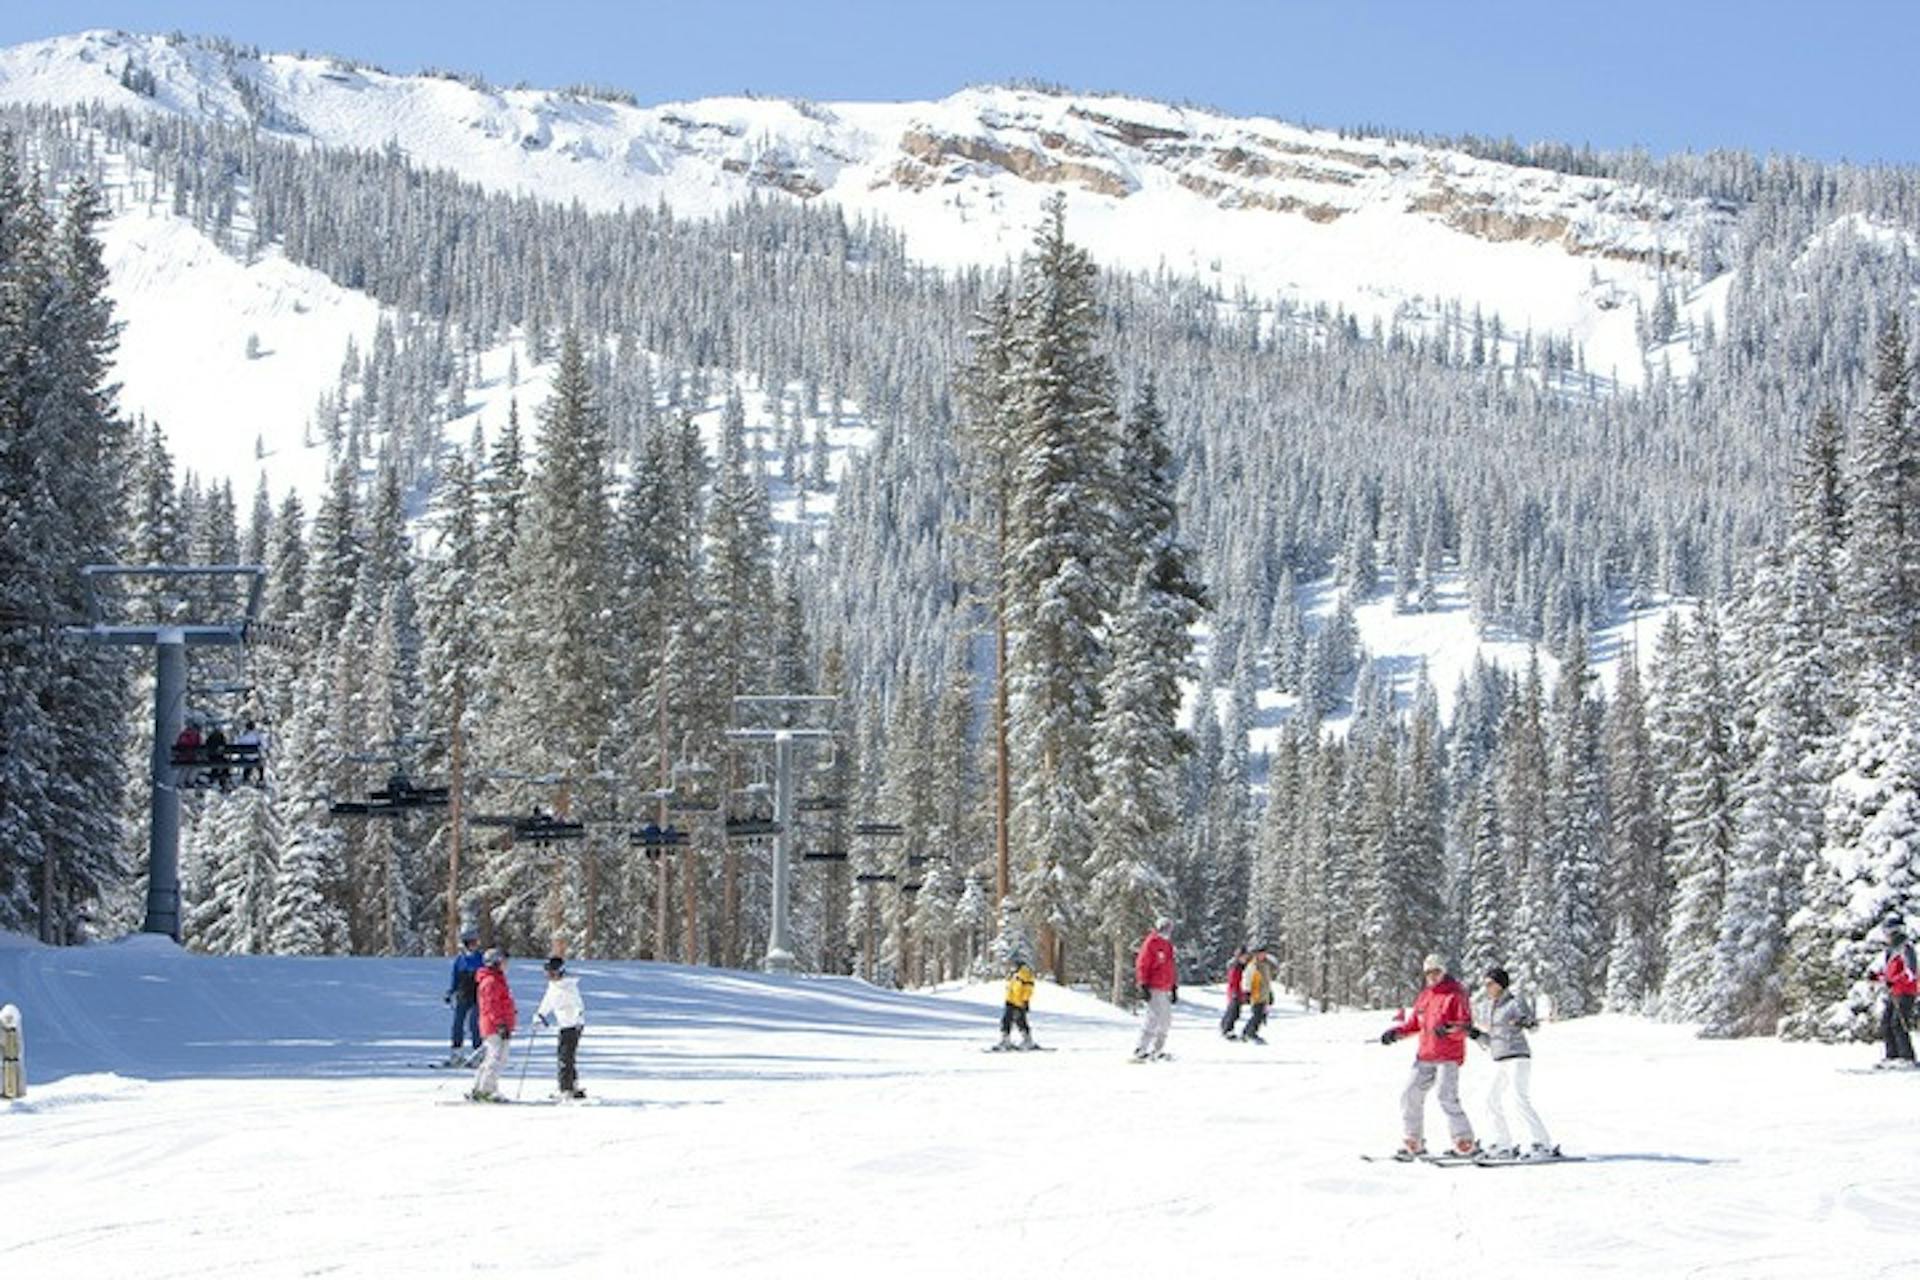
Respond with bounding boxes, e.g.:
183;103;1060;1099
1883;947;1918;998
477;965;517;1038
1390;975;1472;1064
1136;931;1177;992
1225;960;1245;1001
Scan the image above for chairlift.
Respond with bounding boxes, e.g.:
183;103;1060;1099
724;816;782;840
801;848;849;863
795;795;846;813
170;718;268;791
471;808;586;847
855;871;898;885
668;798;721;814
901;881;924;893
329;772;451;818
630;823;691;857
852;821;905;838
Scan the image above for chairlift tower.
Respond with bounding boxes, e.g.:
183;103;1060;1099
727;695;838;975
70;565;267;940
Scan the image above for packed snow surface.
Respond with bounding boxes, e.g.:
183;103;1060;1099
4;935;1915;1277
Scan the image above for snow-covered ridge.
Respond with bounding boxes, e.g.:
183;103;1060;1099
0;29;1730;379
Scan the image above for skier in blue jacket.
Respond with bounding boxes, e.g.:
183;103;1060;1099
444;929;485;1065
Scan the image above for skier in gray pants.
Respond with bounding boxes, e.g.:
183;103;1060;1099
1132;918;1179;1061
1380;954;1477;1157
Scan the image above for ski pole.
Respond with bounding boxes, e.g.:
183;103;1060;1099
515;1022;540;1101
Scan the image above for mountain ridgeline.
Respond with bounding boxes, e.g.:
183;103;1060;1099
1;31;1918;1042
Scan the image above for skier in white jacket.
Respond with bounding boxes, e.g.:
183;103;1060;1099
1469;966;1557;1160
535;956;588;1099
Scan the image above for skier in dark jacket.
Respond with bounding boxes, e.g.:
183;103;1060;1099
444;929;484;1065
1874;918;1917;1066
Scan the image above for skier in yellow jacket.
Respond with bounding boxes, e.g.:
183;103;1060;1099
1241;946;1275;1044
997;959;1037;1051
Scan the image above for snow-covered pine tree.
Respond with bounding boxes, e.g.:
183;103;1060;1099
186;787;281;954
1087;565;1186;1002
494;332;615;954
1544;627;1606;1015
1836;319;1916;681
0;170;132;941
1004;196;1122;981
1603;648;1666;1010
1499;656;1550;993
267;666;350;954
1460;771;1505;980
1661;606;1738;1023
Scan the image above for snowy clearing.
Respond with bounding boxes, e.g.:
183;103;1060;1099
4;937;1915;1278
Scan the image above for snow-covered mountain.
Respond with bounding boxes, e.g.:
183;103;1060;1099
0;29;1723;382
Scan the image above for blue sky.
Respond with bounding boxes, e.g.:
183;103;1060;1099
1;1;1913;164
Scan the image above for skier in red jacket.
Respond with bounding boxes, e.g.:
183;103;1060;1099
1220;945;1249;1040
1132;918;1179;1061
470;948;518;1101
1875;918;1917;1066
1379;953;1477;1157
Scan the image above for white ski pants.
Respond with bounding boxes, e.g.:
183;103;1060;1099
473;1031;511;1096
1401;1059;1473;1144
1484;1056;1551;1148
1135;989;1173;1056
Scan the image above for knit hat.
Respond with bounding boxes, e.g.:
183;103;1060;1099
1421;953;1447;974
460;926;480;944
1485;966;1511;990
1889;918;1909;943
544;956;566;975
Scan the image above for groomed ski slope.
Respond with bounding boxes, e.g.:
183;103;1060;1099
3;935;1916;1278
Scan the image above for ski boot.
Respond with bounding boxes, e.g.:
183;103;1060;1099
1525;1143;1561;1161
1393;1138;1427;1163
1451;1137;1482;1157
1019;1034;1036;1051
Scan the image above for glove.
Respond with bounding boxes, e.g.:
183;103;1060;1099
1468;1027;1487;1043
500;1028;512;1041
1170;987;1179;1005
443;993;452;1006
1137;985;1149;1004
1379;1029;1398;1045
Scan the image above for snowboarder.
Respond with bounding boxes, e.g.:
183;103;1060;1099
469;948;516;1101
1468;966;1557;1159
1873;918;1917;1066
534;956;587;1099
1132;917;1178;1061
1220;945;1249;1039
1378;954;1477;1158
998;958;1037;1050
444;928;485;1065
1241;946;1274;1044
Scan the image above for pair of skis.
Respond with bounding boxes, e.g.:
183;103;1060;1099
984;1042;1053;1053
1361;1150;1584;1166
